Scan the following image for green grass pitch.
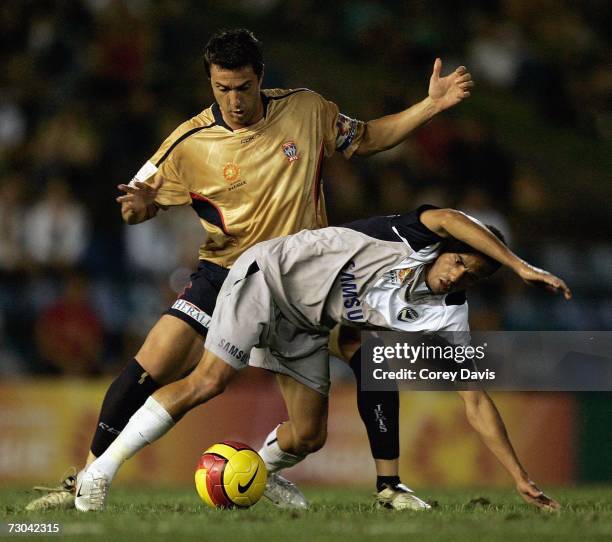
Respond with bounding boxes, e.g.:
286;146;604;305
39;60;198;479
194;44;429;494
1;486;611;541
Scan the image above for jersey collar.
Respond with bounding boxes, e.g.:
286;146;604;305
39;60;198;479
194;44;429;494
261;92;270;117
211;92;270;133
211;102;232;131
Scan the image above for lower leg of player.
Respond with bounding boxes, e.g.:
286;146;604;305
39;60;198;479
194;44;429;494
88;316;204;463
27;317;203;512
348;349;430;510
264;374;328;461
258;395;327;471
75;352;236;511
257;424;310;510
258;424;307;472
348;347;401;488
88;395;175;482
88;359;161;463
334;327;403;487
26;358;162;511
92;351;235;478
258;375;327;509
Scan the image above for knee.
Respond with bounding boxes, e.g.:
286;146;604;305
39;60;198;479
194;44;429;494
292;424;327;455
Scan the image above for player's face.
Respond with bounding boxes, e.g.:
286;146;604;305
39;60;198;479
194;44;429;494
210;64;263;129
425;252;493;295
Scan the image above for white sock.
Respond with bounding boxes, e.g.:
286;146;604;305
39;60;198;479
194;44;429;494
89;397;174;480
257;424;305;473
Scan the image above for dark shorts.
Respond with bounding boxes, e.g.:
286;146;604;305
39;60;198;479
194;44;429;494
164;260;229;336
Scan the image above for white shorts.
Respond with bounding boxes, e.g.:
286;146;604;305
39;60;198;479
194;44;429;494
204;252;330;396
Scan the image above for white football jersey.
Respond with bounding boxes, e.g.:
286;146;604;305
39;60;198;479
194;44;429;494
252;205;470;342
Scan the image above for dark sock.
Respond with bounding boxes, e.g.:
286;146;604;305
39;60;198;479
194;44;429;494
376;475;401;492
349;348;400;461
90;359;159;457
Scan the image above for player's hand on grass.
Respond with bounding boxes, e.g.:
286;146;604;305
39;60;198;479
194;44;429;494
428;58;474;112
116;177;164;212
516;479;561;511
516;263;572;300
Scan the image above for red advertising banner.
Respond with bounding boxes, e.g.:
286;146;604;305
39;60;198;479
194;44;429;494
0;372;575;487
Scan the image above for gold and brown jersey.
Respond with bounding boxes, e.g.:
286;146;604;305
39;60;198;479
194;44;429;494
131;88;365;268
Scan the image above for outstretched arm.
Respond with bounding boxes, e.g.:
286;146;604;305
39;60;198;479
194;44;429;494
458;390;560;511
354;59;473;156
420;208;572;299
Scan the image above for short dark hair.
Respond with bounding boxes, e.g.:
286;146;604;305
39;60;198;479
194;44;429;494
203;28;264;79
440;224;507;274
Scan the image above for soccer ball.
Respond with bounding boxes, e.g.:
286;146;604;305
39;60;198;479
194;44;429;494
195;441;267;508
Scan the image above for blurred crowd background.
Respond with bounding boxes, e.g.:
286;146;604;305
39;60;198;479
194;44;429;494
0;0;610;377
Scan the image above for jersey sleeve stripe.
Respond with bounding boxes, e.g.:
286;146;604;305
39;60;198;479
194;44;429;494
154;123;216;167
312;141;325;222
265;88;310;101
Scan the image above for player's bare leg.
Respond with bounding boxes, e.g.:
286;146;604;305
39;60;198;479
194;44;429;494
259;374;328;509
275;374;328;456
75;349;236;511
135;315;205;384
150;348;236;418
375;458;400;476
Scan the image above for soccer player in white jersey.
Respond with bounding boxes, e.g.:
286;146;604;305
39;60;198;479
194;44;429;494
75;206;569;512
28;29;476;511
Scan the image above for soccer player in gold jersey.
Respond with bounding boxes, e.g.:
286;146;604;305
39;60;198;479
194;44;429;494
27;28;474;511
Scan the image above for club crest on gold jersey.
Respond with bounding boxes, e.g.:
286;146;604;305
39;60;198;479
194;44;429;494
282;141;299;163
